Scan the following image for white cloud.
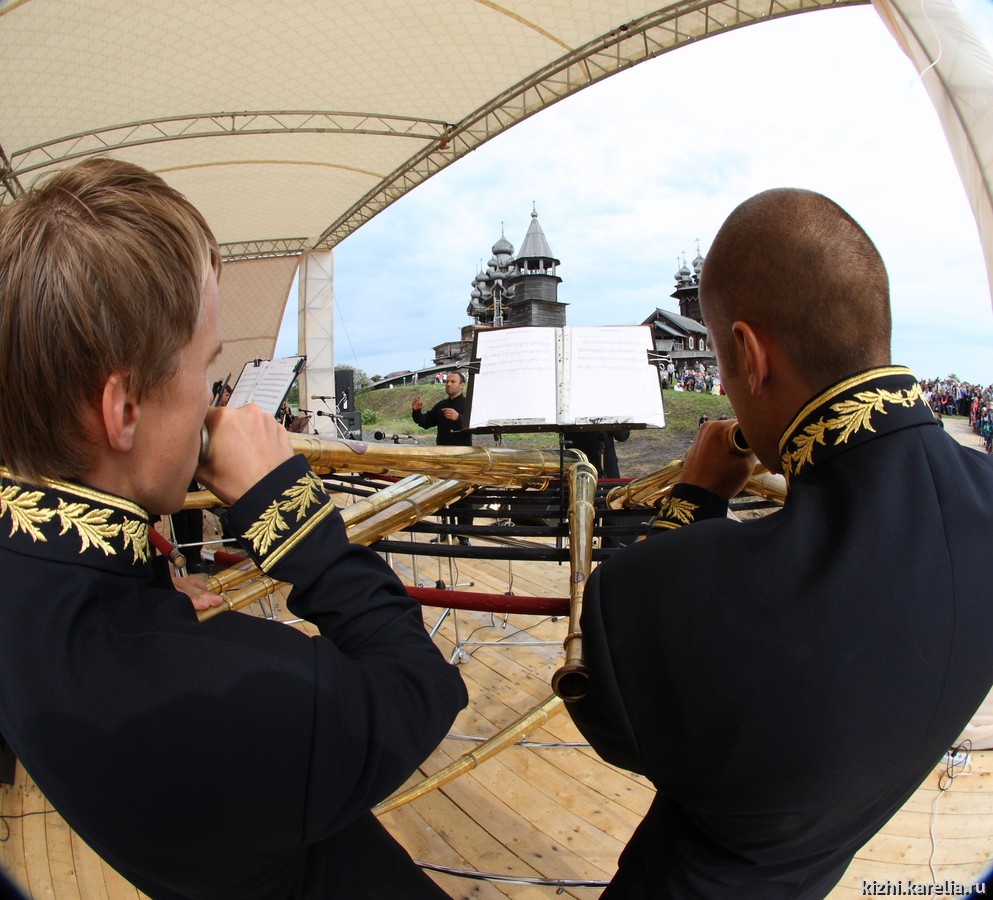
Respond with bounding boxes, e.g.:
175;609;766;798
277;1;993;385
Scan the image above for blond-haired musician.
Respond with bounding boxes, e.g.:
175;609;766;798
568;189;993;898
0;158;466;899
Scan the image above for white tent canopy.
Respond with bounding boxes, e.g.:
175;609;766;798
2;0;991;388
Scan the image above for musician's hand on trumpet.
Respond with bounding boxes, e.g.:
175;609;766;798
195;404;293;507
171;572;224;610
679;420;757;500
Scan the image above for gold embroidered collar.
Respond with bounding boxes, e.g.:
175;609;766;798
778;367;932;482
0;468;151;570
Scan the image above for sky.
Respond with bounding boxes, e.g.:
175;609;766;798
274;0;993;386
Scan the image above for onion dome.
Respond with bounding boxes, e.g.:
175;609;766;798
492;233;514;257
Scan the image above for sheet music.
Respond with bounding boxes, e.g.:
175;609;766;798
466;325;664;430
227;356;303;416
467;328;557;427
565;326;665;427
226;362;266;409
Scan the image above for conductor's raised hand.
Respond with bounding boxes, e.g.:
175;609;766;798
195;404;293;506
411;396;423;411
678;420;756;500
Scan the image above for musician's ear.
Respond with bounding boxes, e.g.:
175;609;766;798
731;321;770;397
101;372;140;452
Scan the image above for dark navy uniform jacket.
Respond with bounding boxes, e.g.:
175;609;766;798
0;455;467;899
570;367;993;898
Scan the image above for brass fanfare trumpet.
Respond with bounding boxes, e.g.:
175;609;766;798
605;422;768;510
726;422;751;456
551;460;598;703
197;424;582;492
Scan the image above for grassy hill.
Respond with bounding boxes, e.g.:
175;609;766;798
355;384;734;477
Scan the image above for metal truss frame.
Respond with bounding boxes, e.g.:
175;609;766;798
0;0;868;259
312;0;868;251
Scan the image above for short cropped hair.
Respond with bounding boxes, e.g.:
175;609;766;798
0;158;221;483
700;188;891;392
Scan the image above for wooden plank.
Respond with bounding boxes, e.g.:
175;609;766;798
99;856;144;900
381;791;530;899
434;755;611;887
388;742;604;898
439;755;621;875
385;765;539;898
0;764;30;897
20;770;56;899
867;803;993;840
70;829;113;900
44;811;82;900
401;692;626;886
447;663;654;822
475;738;646;846
856;830;993;866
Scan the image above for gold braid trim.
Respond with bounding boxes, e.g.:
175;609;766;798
651;494;699;530
0;485;56;543
243;471;327;559
782;378;923;478
0;476;150;564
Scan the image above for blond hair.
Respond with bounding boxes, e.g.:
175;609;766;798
0;158;221;483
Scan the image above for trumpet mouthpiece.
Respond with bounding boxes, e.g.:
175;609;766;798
727;424;751;456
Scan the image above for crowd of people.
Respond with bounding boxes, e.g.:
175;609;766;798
674;372;993;453
920;378;993;452
668;366;724;394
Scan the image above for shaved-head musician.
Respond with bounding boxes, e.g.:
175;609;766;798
0;157;466;899
568;188;993;898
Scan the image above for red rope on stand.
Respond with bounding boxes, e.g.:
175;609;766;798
405;586;568;617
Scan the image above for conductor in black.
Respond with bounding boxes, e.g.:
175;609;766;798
411;371;472;446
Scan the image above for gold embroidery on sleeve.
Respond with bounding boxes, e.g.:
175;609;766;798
653;495;698;527
651;518;680;531
243;503;288;557
243;472;329;558
279;471;323;520
0;485;56;542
